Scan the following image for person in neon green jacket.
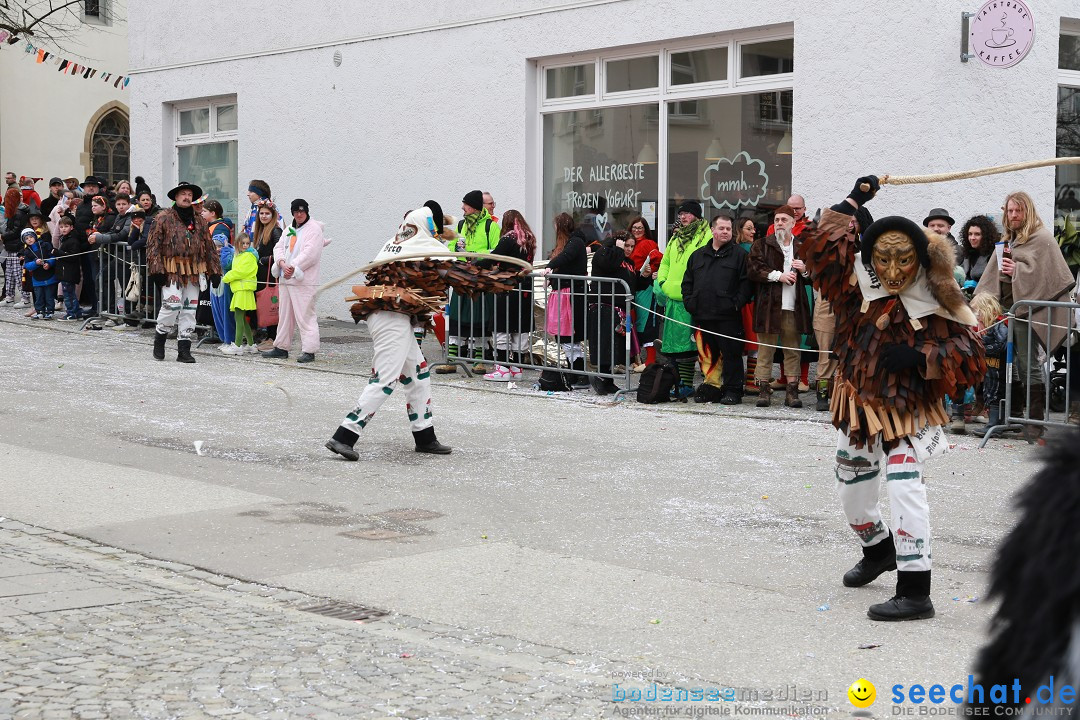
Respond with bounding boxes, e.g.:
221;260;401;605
437;190;501;374
656;201;711;397
221;234;260;353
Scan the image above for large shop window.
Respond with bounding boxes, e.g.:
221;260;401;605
542;105;658;257
538;31;793;252
1057;33;1080;223
175;98;239;221
668;91;792;236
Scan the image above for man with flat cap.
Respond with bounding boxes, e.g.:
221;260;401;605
146;181;221;363
923;207;960;263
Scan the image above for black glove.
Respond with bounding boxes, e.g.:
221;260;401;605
880;343;925;373
847;175;880;206
208;273;222;286
149;273;166;288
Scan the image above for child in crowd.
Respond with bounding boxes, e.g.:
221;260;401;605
53;215;84;320
20;227;57;319
971;293;1007;432
221;233;259;354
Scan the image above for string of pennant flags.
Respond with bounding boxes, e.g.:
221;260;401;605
0;30;130;89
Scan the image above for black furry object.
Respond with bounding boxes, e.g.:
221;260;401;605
969;428;1080;711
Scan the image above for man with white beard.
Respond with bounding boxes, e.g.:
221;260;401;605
747;205;813;408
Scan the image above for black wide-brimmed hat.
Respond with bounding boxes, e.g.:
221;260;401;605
922;207;955;227
167;181;203;201
80;175;104;188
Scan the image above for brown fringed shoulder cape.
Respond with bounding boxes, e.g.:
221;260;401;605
800;208;986;449
145;208;220;287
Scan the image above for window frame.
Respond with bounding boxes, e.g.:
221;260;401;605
173;96;238;146
83;0;110;26
533;26;793;246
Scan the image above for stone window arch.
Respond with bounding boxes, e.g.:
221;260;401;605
89;109;129;187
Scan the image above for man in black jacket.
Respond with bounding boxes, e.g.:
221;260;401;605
682;214;753;404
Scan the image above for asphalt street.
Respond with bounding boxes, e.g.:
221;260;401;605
0;311;1049;717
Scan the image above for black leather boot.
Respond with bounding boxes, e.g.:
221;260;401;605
413;427;452;455
843;534;897;587
325;427;360;461
153;332;167;361
176;339;196;363
815;379;831;411
868;570;934;621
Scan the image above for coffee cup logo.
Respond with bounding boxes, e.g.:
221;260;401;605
989;14;1015;48
970;0;1034;68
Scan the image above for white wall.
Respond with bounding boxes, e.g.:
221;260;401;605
129;0;1077;318
0;0;129;183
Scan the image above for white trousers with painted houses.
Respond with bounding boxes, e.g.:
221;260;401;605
834;430;932;572
339;310;434;435
155;281;200;340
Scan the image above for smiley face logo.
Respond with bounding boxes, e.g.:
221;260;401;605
848;678;876;708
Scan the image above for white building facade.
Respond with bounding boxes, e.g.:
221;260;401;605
0;0;130;186
129;0;1080;317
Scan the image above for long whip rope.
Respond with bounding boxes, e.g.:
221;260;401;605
860;157;1080;192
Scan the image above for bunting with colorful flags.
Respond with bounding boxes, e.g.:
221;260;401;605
5;39;130;89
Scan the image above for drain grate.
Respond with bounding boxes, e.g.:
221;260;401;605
298;601;388;623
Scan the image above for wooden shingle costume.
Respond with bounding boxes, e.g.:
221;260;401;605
800;176;986;621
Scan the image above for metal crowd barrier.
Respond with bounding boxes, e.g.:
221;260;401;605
86;243;215;341
436;271;635;398
979;298;1080;446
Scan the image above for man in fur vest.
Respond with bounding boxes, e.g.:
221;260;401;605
146;181;221;363
800;176;986;621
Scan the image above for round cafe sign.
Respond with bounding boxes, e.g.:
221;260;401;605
970;0;1035;68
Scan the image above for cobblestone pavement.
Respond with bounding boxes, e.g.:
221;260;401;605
0;520;625;719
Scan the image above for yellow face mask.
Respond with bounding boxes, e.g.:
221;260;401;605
872;232;919;295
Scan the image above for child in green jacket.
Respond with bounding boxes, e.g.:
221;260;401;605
221;234;260;353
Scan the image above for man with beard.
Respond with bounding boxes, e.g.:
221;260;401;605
748;205;812;408
146;181;221;363
800;176;985;621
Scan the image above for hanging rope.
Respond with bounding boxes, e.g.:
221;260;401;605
859;157;1080;192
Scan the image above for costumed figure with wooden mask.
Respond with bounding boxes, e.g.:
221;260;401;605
800;176;986;621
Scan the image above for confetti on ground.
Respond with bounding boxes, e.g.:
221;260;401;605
480;534;488;539
761;495;769;500
817;603;830;611
649;619;661;625
858;643;882;650
952;596;979;603
193;441;205;456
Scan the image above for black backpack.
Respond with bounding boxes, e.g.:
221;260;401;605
637;363;678;404
538;368;572;392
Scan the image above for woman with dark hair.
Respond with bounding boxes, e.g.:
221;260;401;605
542;214;589;387
479;209;536;381
549;212;575;261
251;201;283;349
959;215;999;285
625;215;662;369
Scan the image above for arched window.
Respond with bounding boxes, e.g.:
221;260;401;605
91;110;129;187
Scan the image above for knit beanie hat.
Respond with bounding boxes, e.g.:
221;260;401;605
676;201;702;219
462;190;484;213
291;198;309;214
